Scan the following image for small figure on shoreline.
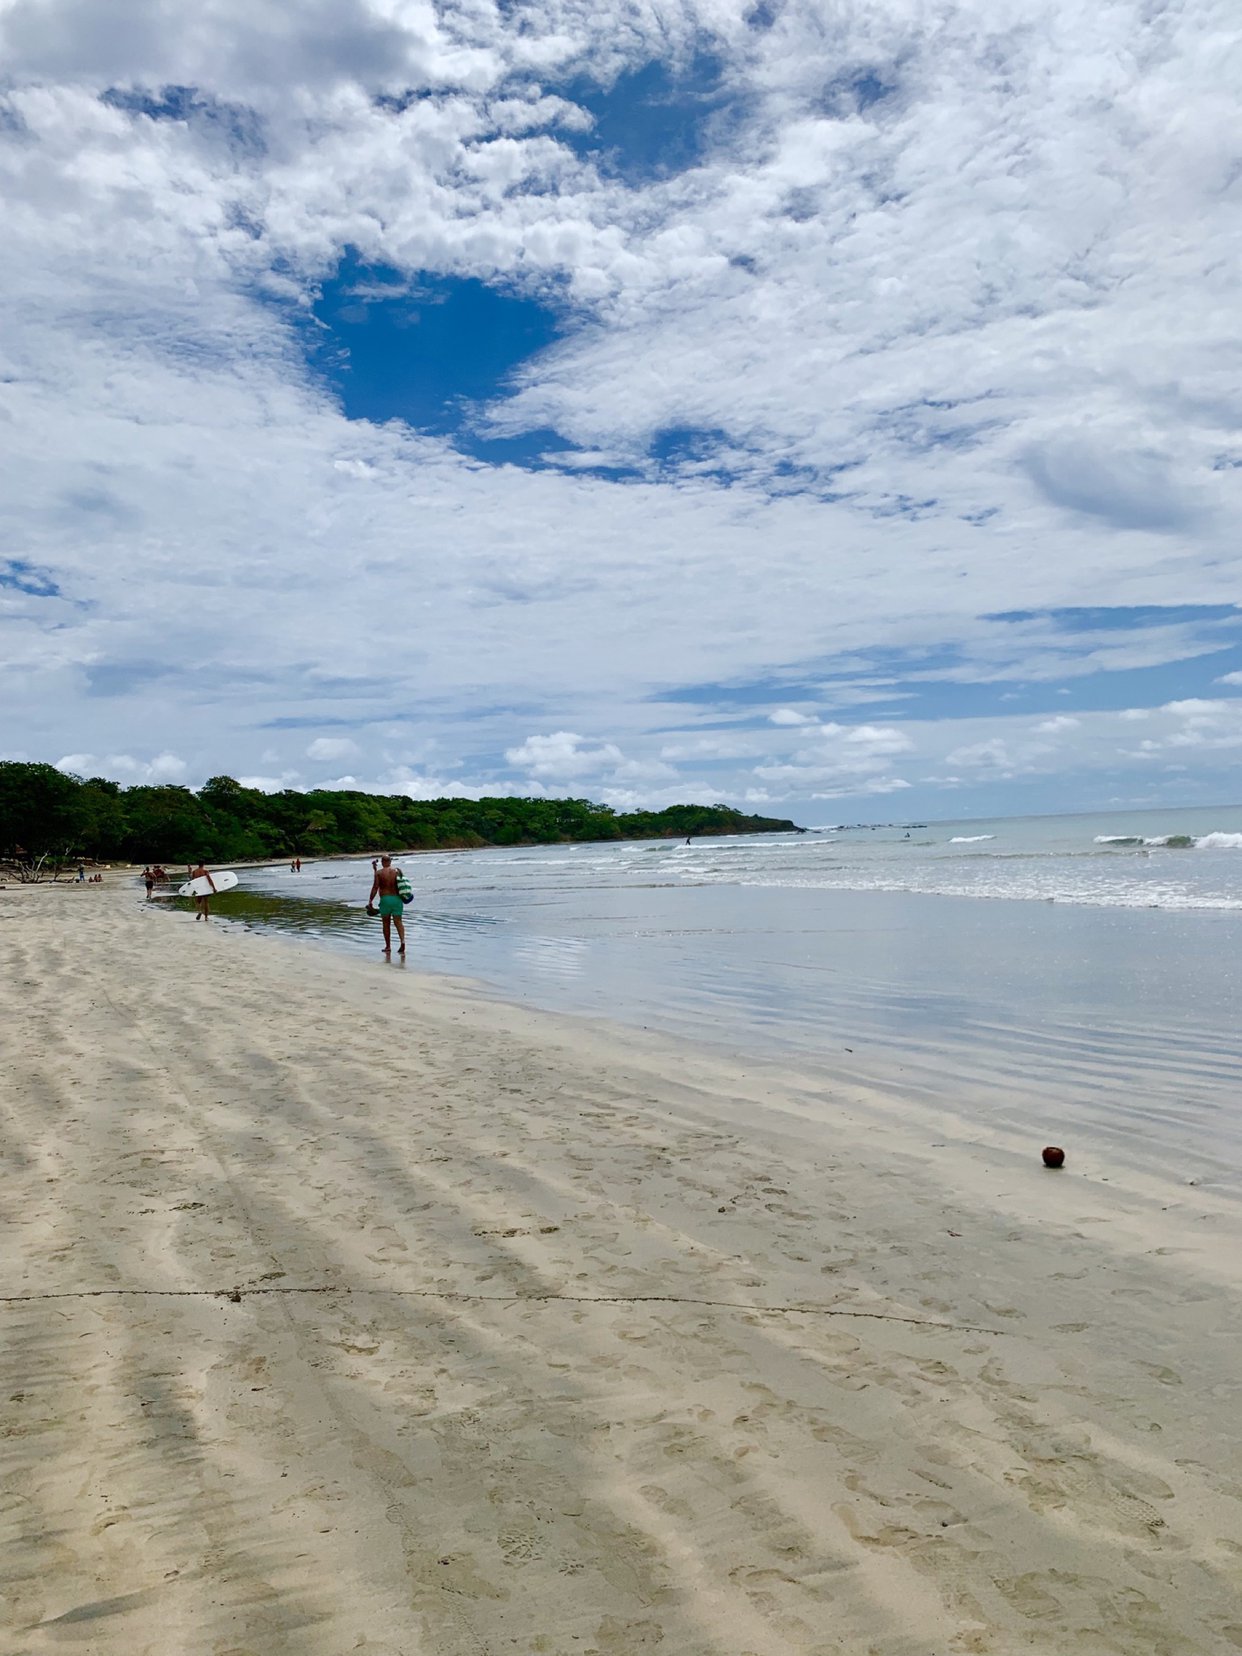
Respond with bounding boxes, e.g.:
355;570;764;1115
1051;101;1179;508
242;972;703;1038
367;854;406;956
189;859;217;921
142;866;155;898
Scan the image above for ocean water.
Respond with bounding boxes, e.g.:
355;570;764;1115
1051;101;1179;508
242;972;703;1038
205;807;1242;1189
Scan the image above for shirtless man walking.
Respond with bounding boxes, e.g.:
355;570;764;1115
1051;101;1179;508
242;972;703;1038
367;855;406;956
189;859;217;921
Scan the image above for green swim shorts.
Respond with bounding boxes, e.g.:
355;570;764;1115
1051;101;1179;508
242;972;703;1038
378;894;404;918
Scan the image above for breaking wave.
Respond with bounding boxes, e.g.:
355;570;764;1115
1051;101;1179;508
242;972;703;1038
1095;832;1241;850
949;834;996;843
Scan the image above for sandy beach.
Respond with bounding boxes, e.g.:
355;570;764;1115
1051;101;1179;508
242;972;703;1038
2;881;1240;1655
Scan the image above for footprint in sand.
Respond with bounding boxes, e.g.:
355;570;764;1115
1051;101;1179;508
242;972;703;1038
497;1529;541;1563
993;1570;1066;1620
638;1483;696;1521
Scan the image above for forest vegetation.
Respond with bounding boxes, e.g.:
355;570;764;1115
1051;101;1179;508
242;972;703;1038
0;762;801;869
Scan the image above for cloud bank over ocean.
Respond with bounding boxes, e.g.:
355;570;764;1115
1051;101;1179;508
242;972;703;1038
2;0;1240;815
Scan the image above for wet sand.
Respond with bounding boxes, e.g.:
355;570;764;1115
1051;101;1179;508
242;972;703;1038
2;881;1240;1654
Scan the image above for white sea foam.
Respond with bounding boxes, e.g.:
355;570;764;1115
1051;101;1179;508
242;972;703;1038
949;834;995;843
706;868;1242;910
1095;831;1242;849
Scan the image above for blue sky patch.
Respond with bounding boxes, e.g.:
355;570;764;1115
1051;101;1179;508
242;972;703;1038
650;425;732;464
260;715;367;730
813;69;898;119
984;603;1239;631
465;428;571;468
0;558;60;597
652;605;1242;725
850;71;895;110
102;84;200;120
655;676;839;708
881;397;1002;454
101;85;264;152
559;53;736;182
745;1;780;30
307;252;563;446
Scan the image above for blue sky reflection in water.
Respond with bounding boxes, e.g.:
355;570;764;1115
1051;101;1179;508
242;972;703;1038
218;809;1242;1193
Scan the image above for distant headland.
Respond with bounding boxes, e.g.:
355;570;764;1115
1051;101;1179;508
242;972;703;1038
0;761;803;869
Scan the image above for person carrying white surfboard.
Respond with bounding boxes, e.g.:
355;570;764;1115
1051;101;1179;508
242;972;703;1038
189;859;217;922
367;854;407;957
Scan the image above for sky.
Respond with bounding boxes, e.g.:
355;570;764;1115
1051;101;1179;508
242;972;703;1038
2;0;1241;824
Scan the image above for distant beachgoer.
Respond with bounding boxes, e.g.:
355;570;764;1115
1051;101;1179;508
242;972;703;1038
295;857;302;872
76;863;85;883
189;859;217;922
367;854;406;956
142;866;154;898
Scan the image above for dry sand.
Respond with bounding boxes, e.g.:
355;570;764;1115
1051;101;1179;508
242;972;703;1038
1;880;1240;1655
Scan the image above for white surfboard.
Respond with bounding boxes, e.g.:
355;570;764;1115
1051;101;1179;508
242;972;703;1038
178;870;240;898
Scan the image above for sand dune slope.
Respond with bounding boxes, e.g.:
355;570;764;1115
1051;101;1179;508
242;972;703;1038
1;886;1240;1655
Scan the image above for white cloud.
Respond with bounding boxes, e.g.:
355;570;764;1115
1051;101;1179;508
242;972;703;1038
1217;672;1242;686
237;771;302;790
306;736;360;761
811;776;911;800
57;750;187;782
2;0;1240;817
1144;699;1242;753
660;735;763;761
1023;433;1205;533
505;732;624;780
388;769;519;801
1036;715;1080;734
150;751;188;781
750;717;916;797
147;697;1242;814
944;739;1017;773
843;724;912;755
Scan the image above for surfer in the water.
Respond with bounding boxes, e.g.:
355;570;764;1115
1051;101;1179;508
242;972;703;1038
189;859;216;921
367;855;406;956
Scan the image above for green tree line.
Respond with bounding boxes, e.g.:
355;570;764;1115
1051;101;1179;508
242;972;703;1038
0;762;801;865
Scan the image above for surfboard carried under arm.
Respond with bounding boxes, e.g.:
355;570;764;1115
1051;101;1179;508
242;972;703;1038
178;870;240;898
